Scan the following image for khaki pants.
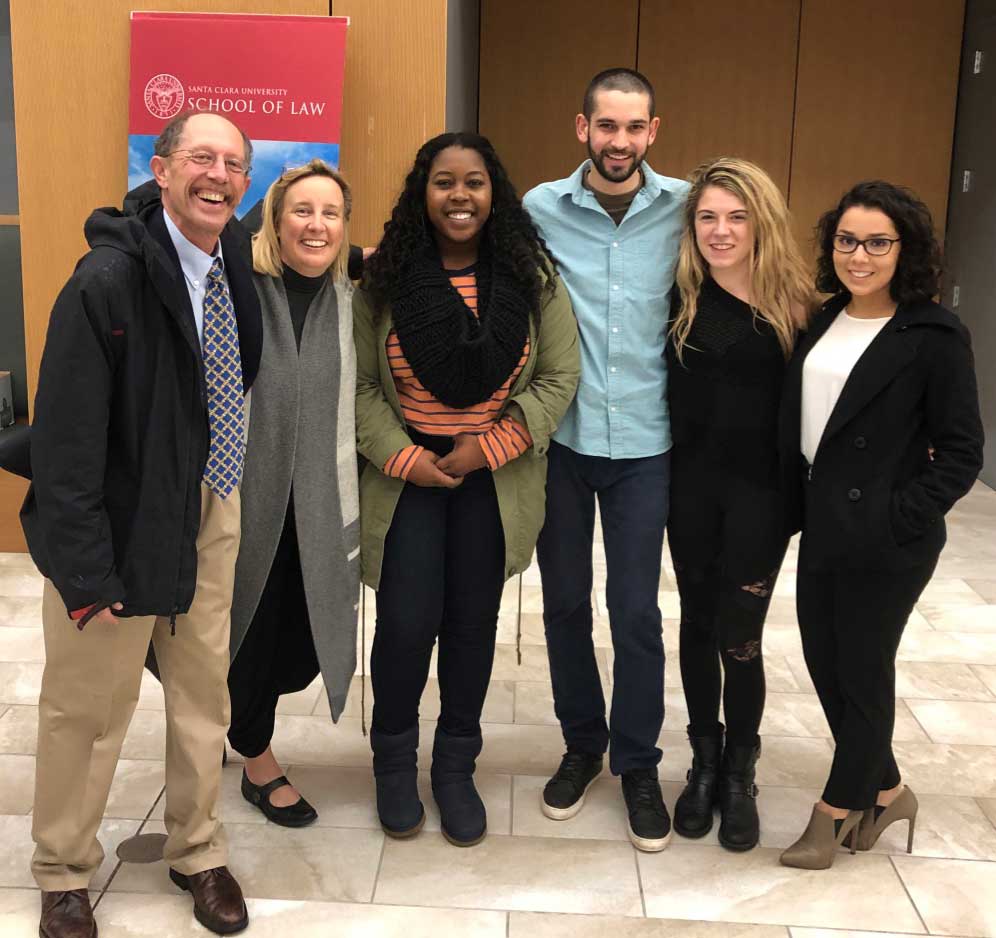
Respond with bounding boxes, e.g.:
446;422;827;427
31;484;241;891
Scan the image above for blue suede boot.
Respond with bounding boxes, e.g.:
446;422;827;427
430;728;486;846
371;724;425;838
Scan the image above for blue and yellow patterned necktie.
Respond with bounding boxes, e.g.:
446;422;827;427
201;257;244;499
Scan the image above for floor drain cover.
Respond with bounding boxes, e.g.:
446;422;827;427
116;832;167;863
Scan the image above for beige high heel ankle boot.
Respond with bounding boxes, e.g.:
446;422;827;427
856;786;918;852
779;805;863;870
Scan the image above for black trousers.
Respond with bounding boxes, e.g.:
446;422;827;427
228;499;320;758
668;459;786;746
371;436;505;738
797;558;936;809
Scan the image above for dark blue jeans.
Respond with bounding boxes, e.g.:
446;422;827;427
372;435;505;739
537;441;670;774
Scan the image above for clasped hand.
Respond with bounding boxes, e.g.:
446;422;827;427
407;435;488;487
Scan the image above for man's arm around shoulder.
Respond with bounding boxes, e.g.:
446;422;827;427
523;182;562;243
522;182;549;218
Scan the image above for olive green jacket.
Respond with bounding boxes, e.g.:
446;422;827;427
354;276;580;589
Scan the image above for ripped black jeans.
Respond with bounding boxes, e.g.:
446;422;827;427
667;462;788;746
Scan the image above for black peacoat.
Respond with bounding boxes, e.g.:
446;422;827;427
779;294;984;572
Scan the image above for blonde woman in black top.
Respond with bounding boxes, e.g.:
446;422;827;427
228;160;359;827
667;157;811;850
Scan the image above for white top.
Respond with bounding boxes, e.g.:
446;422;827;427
801;309;891;464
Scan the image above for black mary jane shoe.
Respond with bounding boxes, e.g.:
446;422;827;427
241;769;318;827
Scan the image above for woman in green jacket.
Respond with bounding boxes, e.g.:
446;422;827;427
356;131;579;847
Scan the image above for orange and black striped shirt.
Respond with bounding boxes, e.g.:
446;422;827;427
383;269;532;480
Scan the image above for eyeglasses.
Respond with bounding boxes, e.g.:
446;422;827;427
832;234;900;256
168;149;251;176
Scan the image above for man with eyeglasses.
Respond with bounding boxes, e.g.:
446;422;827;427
23;112;261;938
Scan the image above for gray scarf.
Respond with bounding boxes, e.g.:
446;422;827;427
230;272;360;721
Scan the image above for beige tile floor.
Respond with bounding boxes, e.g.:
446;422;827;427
2;479;996;936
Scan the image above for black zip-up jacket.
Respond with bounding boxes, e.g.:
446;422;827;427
20;181;262;616
779;294;984;571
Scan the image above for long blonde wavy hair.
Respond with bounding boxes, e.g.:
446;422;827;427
671;157;812;362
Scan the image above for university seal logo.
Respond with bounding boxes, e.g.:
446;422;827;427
144;74;185;120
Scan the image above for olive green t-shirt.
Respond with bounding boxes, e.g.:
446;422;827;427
582;168;641;226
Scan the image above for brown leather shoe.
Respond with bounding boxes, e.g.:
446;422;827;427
169;867;248;935
39;889;97;938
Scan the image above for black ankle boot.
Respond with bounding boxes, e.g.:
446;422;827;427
674;725;723;838
431;727;486;847
371;725;425;838
718;738;761;851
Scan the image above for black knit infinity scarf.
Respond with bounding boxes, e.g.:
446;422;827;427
391;250;532;409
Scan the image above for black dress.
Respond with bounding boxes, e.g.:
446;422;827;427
665;277;788;744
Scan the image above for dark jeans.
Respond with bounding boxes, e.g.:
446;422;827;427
228;499;319;758
371;438;505;738
537;441;670;775
668;459;788;746
797;558;936;809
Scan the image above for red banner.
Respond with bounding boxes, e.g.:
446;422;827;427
128;12;348;216
129;12;348;143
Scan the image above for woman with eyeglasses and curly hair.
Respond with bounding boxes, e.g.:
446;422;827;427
666;158;812;852
778;181;983;869
354;132;579;847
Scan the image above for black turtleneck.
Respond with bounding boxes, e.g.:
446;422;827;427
282;266;327;351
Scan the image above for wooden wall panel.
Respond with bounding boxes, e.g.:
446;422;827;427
637;0;800;192
0;470;27;552
479;0;639;197
4;1;326;551
6;0;449;551
10;0;327;421
333;0;448;245
789;0;964;250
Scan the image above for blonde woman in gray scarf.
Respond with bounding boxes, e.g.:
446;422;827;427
227;159;360;826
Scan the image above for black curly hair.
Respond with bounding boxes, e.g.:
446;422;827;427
815;180;942;303
362;132;556;317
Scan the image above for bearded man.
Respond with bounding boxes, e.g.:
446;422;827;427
523;68;689;853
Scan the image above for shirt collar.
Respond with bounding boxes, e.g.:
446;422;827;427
562;159;683;209
162;208;225;288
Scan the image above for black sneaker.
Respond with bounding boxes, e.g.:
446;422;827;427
541;749;603;820
621;767;672;851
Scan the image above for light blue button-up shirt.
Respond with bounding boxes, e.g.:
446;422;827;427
524;161;689;458
163;209;227;351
